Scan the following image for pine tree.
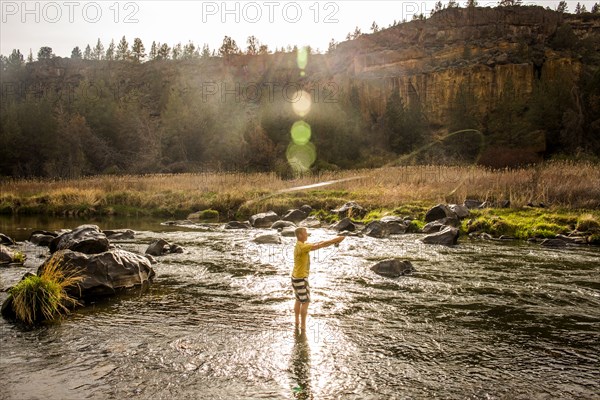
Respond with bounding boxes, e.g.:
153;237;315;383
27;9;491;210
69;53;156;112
575;2;582;13
149;41;158;61
592;3;599;13
327;38;337;53
447;0;458;8
218;36;239;56
71;46;82;59
27;49;33;63
7;49;24;68
131;38;146;63
246;36;259;55
116;36;130;60
258;44;269;54
557;1;568;13
171;42;182;60
92;38;104;60
467;0;478;8
157;43;170;60
84;44;92;60
37;46;54;60
105;40;115;60
201;44;211;59
370;21;379;33
182;42;196;59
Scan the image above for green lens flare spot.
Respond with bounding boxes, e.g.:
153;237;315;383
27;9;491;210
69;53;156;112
286;142;316;173
297;46;308;70
291;121;311;145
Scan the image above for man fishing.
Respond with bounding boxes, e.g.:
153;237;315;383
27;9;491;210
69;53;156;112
292;227;345;334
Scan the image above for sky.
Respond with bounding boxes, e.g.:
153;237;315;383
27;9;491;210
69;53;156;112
1;0;598;58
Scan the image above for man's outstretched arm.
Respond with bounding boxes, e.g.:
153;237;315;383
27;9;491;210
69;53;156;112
310;236;344;251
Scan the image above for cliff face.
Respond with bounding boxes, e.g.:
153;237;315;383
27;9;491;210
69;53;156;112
327;6;599;125
5;7;600;128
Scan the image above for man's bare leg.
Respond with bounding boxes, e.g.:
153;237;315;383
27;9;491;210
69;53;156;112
300;302;309;333
294;300;301;326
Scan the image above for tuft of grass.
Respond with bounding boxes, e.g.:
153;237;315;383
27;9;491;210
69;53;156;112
576;214;600;233
12;251;26;263
8;255;83;325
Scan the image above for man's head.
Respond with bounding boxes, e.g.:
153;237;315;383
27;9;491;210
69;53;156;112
294;227;308;242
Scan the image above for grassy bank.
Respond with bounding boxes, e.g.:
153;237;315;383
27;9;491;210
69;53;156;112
2;162;598;217
1;162;599;242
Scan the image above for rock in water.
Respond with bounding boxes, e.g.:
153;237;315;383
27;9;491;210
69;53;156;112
371;259;415;278
253;234;282;244
364;221;389;238
224;221;252;230
50;225;109;255
282;209;308;223
37;249;155;299
332;218;356;232
271;220;297;230
422;226;459;246
29;230;58;247
145;239;184;256
281;227;297;237
299;217;321;228
249;211;280;228
0;233;15;246
102;229;135;240
0;245;15;263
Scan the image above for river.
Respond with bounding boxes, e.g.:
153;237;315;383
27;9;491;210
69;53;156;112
1;215;599;399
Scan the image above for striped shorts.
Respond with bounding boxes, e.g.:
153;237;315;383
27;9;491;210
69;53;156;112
291;277;310;303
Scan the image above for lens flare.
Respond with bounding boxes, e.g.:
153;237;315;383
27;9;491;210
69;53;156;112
291;121;311;145
297;46;308;70
286;142;316;173
292;90;312;117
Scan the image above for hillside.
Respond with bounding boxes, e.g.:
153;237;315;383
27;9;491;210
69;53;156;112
1;6;599;176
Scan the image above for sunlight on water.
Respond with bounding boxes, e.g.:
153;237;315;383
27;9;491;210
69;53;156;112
1;222;599;399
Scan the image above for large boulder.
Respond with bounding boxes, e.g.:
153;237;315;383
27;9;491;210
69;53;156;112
39;249;155;299
0;245;14;263
364;221;389;238
332;218;356;232
50;225;109;255
224;221;252;230
271;220;296;230
449;204;470;219
29;230;58;247
299;216;321;228
380;217;407;234
145;239;184;256
253;234;282;244
422;226;459;246
102;229;135;240
464;199;486;209
371;259;415;278
249;211;279;228
422;220;445;234
425;204;454;223
331;202;367;219
282;209;308;223
299;205;313;214
0;233;15;246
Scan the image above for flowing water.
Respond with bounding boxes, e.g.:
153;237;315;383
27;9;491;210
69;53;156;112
1;216;599;399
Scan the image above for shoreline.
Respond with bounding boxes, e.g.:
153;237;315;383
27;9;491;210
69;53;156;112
1;163;599;244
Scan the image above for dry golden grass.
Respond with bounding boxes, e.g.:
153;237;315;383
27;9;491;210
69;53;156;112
1;161;599;217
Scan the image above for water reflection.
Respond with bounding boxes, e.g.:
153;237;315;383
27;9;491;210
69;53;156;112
290;330;312;399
